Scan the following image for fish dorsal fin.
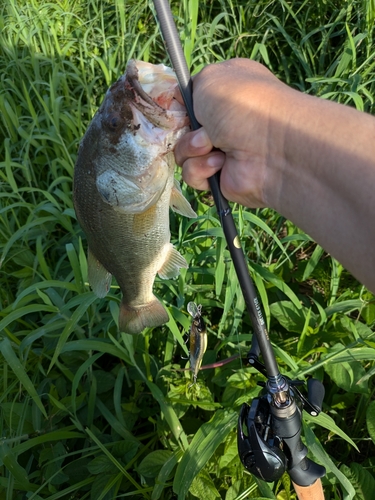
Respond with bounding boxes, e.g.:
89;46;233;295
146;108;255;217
88;248;112;297
158;243;188;279
170;179;197;218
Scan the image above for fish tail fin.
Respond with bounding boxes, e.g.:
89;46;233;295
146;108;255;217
119;297;169;334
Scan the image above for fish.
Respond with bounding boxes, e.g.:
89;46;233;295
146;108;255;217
187;302;207;384
73;60;197;334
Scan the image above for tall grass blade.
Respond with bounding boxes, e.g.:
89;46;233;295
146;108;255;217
0;338;47;417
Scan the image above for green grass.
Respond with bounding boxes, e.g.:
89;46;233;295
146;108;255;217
1;0;375;499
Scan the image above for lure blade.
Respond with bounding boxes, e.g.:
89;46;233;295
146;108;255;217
187;301;200;319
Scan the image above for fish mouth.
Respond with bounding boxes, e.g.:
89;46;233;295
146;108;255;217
125;60;161;110
125;59;189;130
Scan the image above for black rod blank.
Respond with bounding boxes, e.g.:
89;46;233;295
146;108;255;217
152;0;280;379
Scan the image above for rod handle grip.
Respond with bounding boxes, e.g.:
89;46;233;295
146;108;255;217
292;479;324;500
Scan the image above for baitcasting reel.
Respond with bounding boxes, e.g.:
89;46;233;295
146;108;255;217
237;395;286;482
237;376;326;485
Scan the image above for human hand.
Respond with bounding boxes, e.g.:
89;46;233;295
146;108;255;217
175;59;375;293
174;58;296;208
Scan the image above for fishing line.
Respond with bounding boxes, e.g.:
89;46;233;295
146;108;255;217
184;200;214;386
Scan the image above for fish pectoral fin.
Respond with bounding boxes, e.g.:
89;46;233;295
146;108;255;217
170;179;197;218
88;248;112;297
96;169;163;214
158;243;188;279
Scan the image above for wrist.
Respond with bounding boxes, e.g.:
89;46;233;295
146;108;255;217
259;84;301;210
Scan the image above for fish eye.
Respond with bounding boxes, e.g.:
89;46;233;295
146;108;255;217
106;113;123;130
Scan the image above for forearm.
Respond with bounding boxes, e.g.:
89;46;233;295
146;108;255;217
270;92;375;290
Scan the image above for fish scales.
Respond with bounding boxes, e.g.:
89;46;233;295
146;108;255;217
73;60;196;334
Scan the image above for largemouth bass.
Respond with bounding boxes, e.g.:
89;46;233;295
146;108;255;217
73;60;196;334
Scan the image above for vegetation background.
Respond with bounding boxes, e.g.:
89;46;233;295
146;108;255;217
0;0;375;498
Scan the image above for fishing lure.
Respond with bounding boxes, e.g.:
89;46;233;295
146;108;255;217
187;302;207;384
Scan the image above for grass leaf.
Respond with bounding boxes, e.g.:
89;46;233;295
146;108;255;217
173;410;237;499
0;338;47;417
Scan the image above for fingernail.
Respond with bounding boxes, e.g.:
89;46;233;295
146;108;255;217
207;153;225;168
191;128;210;148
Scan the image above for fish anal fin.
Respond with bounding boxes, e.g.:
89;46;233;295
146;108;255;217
119;297;168;334
158;243;188;279
88;248;112;297
170;179;197;218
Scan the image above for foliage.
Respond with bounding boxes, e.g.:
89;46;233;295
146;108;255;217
0;0;375;499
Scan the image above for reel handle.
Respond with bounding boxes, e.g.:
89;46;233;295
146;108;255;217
307;378;325;415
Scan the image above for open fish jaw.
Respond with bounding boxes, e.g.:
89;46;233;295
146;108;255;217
122;59;188;133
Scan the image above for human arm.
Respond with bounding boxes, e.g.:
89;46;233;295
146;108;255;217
174;58;375;291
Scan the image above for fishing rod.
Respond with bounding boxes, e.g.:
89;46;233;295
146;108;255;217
151;1;326;499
